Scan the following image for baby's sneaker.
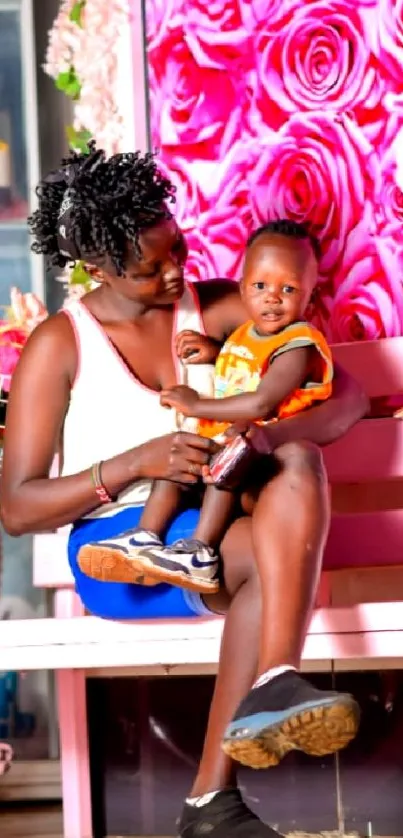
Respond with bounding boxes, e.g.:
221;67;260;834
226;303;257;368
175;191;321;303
135;538;220;593
77;528;163;585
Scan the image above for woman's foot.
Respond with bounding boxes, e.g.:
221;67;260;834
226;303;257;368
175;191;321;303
178;788;283;836
133;539;220;594
77;528;163;585
222;670;360;769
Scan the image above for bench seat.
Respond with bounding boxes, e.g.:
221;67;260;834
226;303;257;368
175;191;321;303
2;601;403;675
2;335;403;837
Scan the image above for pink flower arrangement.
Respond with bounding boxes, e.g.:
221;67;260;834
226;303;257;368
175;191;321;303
146;0;403;342
0;289;48;393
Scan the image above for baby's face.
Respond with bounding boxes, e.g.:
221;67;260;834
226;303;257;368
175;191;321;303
240;233;318;336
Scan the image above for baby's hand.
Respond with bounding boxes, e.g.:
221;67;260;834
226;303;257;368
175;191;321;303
160;385;200;416
176;330;220;365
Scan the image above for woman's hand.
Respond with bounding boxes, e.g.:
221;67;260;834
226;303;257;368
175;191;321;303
160;385;200;416
223;421;277;454
176;330;220;365
136;431;218;484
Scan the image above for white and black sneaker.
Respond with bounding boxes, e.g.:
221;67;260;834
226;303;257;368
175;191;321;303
77;527;164;585
78;531;220;593
134;538;220;594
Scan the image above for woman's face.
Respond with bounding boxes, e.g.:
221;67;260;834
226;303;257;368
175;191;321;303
104;218;188;306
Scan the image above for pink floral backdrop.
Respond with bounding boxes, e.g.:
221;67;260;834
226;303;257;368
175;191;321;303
145;0;403;342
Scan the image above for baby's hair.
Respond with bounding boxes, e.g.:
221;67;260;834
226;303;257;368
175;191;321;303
247;219;321;260
28;141;176;275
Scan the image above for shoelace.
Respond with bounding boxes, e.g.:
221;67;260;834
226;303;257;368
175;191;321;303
168;539;214;555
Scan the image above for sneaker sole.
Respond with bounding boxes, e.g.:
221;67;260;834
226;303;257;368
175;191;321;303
222;695;360;769
78;545;220;594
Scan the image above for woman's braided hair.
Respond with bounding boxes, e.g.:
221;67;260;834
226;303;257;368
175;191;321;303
28;142;176;275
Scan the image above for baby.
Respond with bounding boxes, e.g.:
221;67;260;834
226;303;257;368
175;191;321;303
78;222;333;593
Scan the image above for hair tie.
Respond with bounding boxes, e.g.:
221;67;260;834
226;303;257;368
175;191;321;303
44;164;81;261
57;183;81;261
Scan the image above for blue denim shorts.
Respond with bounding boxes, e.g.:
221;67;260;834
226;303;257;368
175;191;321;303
68;505;216;619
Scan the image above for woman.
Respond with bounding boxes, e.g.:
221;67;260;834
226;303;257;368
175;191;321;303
0;145;367;837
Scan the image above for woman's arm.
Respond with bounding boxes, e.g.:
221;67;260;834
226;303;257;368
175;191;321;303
0;316;216;536
250;361;369;451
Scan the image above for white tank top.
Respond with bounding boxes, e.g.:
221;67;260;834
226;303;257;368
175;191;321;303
61;284;215;514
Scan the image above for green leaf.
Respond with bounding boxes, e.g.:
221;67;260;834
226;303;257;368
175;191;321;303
55;67;81;100
70;261;91;286
69;1;86;26
66;125;92;154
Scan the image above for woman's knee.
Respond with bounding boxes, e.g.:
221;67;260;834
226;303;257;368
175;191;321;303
274;440;326;485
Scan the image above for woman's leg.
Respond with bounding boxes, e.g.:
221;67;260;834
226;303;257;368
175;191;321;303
190;517;261;795
252;440;330;672
222;441;359;769
179;441;334;836
190;440;330;795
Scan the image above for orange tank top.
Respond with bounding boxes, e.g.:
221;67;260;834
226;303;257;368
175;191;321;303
198;320;333;440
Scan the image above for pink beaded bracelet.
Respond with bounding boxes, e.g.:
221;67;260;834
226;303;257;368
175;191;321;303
90;461;112;504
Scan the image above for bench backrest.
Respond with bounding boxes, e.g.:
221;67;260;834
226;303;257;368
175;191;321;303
324;337;403;570
33;337;403;587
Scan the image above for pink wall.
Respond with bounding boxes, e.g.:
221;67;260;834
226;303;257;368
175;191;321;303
146;0;403;342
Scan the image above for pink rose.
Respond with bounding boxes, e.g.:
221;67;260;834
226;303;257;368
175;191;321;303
327;224;403;342
379;0;403;82
247;112;380;274
240;0;294;30
185;207;247;284
253;1;381;121
375;127;403;232
185;225;218;283
151;39;245;155
162;142;254;281
181;0;251;72
146;0;181;53
157;156;202;227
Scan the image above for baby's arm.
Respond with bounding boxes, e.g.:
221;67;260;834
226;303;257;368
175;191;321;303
176;330;221;365
161;346;314;422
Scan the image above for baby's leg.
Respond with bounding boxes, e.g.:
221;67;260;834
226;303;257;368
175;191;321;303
140;480;183;538
194;484;236;549
118;485;236;596
77;481;184;586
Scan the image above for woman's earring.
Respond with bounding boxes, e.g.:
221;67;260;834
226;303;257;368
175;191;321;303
85;264;103;282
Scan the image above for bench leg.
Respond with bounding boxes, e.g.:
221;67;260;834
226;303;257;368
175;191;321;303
56;591;92;838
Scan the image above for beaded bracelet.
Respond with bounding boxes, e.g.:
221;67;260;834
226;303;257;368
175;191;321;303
90;461;112;504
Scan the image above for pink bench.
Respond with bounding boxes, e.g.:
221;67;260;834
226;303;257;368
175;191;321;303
1;336;403;838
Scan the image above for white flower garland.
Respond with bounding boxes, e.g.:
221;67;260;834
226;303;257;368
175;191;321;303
45;0;129;157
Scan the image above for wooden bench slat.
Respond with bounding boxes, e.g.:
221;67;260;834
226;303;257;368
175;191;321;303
332;337;403;397
324;418;403;481
325;510;403;569
2;604;403;671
